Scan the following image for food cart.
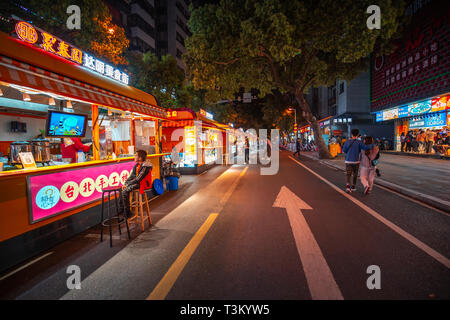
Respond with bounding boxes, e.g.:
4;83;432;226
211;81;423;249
0;20;168;272
161;108;231;174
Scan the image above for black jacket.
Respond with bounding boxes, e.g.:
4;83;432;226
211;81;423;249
125;160;152;187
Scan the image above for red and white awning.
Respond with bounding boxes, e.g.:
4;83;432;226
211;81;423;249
0;55;167;119
162;120;194;127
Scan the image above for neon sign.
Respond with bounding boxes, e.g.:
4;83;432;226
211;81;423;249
15;21;38;44
14;20;129;85
200;108;213;120
167;111;178;118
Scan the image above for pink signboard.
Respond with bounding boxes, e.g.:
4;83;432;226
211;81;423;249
27;161;135;223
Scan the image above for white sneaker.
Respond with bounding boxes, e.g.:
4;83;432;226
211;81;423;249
346;185;351;193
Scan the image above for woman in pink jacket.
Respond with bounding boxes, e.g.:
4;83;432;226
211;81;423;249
360;136;379;195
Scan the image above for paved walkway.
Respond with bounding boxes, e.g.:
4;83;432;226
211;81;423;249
299;151;450;204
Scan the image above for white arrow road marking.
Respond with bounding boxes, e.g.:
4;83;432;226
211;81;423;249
273;186;343;300
289;156;450;269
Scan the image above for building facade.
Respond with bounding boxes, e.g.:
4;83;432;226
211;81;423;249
105;0;191;70
370;0;450;151
105;0;157;54
303;71;393;142
155;0;191;70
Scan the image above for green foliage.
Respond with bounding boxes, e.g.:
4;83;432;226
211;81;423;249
186;0;405;99
185;0;406;157
127;52;207;109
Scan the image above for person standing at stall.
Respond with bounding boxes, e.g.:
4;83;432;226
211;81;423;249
119;150;152;218
425;129;436;153
417;130;426;153
400;132;406;152
60;138;91;163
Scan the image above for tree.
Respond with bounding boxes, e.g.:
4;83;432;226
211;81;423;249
261;91;301;136
1;0;129;65
127;52;186;108
185;0;406;158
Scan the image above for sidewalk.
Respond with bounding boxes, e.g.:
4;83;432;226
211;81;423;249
382;150;450;160
299;151;450;213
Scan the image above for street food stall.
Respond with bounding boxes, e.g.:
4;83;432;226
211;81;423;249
161;108;231;174
0;20;168;272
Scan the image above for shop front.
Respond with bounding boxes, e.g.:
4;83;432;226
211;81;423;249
373;94;450;152
0;21;168;272
370;0;450;154
298;116;336;144
161;108;230;174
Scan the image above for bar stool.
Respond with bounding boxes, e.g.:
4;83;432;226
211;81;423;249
128;189;152;231
100;186;131;247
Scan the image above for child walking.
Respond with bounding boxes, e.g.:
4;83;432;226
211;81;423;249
360;136;379;195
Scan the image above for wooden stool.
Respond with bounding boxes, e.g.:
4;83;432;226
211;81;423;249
128;190;152;231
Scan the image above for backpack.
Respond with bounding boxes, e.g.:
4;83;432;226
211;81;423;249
371;151;380;166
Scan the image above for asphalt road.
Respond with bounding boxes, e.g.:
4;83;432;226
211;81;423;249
1;151;449;300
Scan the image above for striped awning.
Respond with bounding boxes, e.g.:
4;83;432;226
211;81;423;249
162;120;194;127
0;55;167;119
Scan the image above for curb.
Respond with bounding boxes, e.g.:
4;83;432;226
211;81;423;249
381;151;450;160
299;152;450;213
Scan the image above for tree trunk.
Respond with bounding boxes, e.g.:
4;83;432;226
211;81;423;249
294;92;333;159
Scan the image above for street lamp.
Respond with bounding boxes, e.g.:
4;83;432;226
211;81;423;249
288;107;297;138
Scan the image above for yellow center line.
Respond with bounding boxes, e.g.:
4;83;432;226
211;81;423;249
147;213;219;300
147;165;248;300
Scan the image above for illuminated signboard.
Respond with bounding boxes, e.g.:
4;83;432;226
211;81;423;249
14;20;129;85
398;106;409;118
383;108;398;121
167;110;178;118
28;161;135;223
409;111;447;128
199;108;214;120
408;100;432;115
15;21;38;44
431;95;450;112
375;111;383;122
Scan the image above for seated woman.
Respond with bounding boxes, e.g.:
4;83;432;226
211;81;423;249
119;150;153;217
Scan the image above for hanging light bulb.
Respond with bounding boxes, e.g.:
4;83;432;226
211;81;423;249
140;116;144;121
108;108;112;116
66;100;72;108
23;93;31;101
48;97;55;105
121;111;125;118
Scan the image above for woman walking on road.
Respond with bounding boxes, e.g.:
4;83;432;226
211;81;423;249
360;136;379;195
342;129;374;193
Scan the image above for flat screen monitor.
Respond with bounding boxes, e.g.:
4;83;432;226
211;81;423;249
45;110;88;138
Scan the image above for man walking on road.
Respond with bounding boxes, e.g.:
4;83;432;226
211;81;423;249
342;129;374;193
293;138;301;158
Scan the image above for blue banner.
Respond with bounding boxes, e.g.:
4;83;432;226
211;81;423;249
409;112;447;128
375;111;383;122
398;106;409;118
